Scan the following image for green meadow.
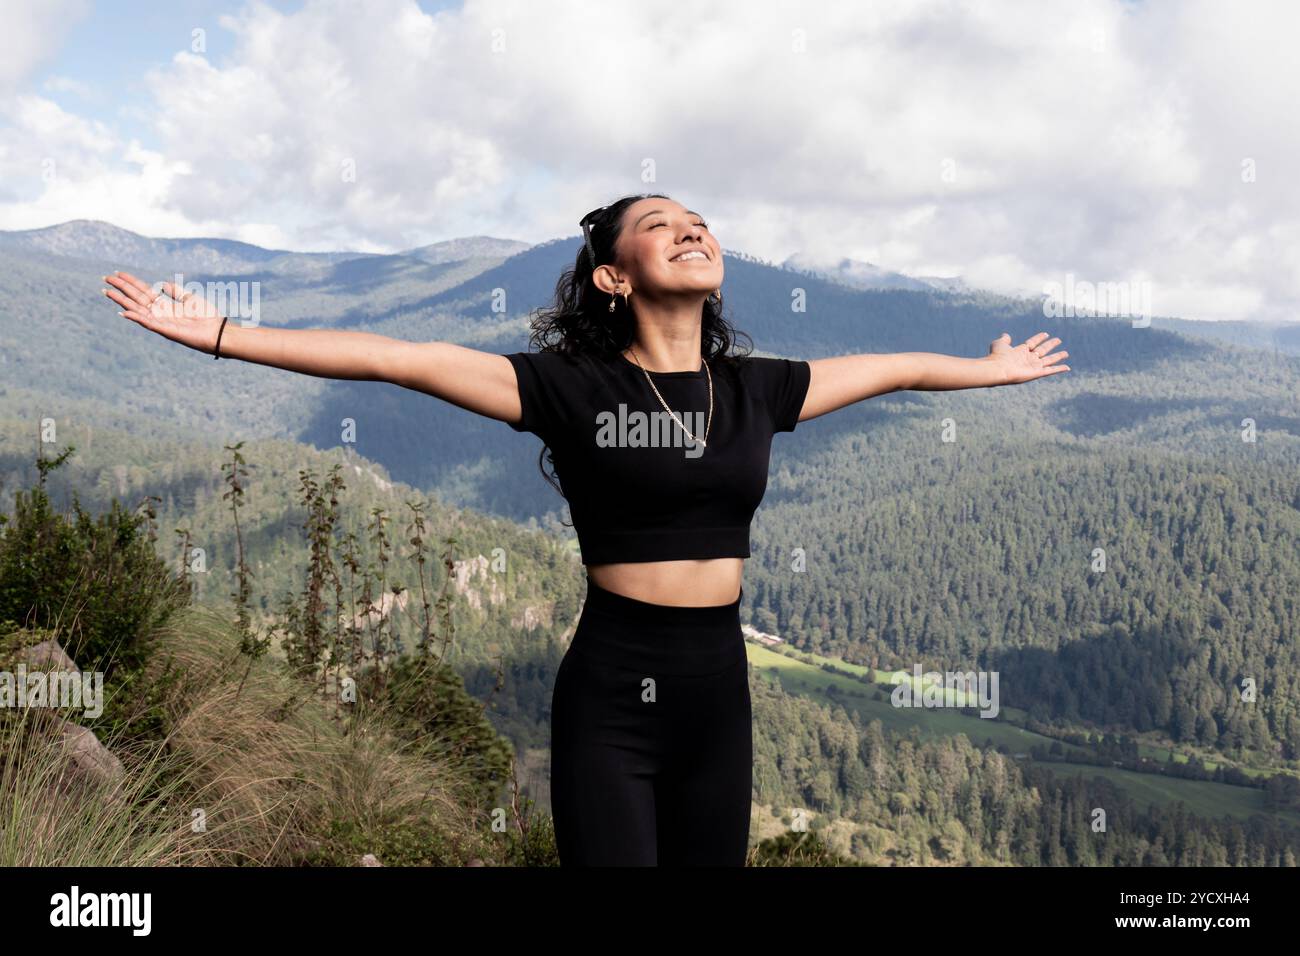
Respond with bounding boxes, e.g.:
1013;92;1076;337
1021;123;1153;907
745;641;1071;755
745;640;1300;828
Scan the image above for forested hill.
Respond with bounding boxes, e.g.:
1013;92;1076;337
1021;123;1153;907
7;218;1286;519
4;220;1300;784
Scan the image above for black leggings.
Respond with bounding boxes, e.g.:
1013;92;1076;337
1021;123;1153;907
549;575;752;866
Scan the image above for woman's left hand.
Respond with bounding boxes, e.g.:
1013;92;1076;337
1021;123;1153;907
986;332;1070;385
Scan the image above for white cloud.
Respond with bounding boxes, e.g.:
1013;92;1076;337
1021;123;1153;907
0;0;90;96
42;74;95;99
2;0;1299;321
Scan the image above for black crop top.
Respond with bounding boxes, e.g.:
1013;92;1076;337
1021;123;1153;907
503;348;811;564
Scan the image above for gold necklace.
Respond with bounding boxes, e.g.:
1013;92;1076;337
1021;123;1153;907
627;346;713;448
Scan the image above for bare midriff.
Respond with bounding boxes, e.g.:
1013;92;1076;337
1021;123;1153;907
586;557;744;607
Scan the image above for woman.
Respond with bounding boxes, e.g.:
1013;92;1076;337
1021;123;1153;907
102;192;1068;866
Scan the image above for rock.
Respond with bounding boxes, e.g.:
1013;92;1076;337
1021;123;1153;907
19;638;78;672
450;555;506;610
360;853;382;866
52;719;125;791
2;637;125;805
349;590;410;631
510;602;554;632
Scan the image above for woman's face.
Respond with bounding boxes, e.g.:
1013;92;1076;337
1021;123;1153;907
605;197;724;299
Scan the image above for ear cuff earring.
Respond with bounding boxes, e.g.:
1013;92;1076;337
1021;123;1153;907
608;287;720;311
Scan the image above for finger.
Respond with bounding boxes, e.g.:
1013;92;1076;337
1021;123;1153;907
104;274;135;296
158;281;193;314
1032;336;1061;355
113;271;157;295
103;286;145;312
103;285;128;307
127;275;167;312
1022;332;1050;350
1039;350;1068;366
107;272;157;309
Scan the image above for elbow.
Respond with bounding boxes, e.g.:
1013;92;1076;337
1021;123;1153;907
892;355;920;392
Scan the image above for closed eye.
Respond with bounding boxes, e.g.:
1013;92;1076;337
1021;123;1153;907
651;220;709;229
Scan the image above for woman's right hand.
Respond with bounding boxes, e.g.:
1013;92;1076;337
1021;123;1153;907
103;271;228;355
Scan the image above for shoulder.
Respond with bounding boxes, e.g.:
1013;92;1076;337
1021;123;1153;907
733;353;810;384
501;349;601;438
503;348;598;384
504;349;589;371
504;348;615;401
735;353;804;370
732;353;811;432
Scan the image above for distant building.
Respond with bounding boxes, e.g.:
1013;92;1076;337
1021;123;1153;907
742;623;783;646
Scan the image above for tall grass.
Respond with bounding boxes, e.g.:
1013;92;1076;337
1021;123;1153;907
0;700;204;866
1;443;556;866
144;605;494;865
1;606;500;865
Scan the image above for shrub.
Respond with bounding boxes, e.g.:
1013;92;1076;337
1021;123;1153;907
356;655;515;812
0;475;190;681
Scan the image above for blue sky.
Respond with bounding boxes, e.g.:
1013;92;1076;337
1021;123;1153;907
29;0;464;151
34;1;247;151
2;0;1297;322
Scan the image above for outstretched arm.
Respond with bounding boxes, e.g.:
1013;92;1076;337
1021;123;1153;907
800;331;1070;422
103;271;526;426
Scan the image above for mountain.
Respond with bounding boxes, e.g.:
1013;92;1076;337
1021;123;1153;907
914;274;972;294
399;235;532;265
6;218;1300;861
0;219;533;282
0;219;359;275
0;221;1283;516
781;251;964;293
1147;316;1300;356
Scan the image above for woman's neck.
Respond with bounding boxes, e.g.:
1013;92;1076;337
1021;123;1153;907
622;300;706;372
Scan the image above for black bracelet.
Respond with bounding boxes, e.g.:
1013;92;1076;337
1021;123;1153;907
213;316;230;359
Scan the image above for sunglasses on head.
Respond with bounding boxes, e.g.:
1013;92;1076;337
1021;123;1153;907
579;204;609;269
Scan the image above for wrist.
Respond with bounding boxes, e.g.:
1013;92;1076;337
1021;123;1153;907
212;315;231;357
983;354;1009;387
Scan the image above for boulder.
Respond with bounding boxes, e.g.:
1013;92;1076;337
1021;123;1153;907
21;639;78;672
8;637;126;803
49;718;126;800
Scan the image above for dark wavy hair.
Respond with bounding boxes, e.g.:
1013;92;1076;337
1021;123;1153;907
525;192;753;502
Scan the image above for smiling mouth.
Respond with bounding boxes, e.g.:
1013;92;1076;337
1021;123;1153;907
669;250;710;262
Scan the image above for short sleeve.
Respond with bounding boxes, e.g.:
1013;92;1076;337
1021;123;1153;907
503;351;578;444
746;356;811;433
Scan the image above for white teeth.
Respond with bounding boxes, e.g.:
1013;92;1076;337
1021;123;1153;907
672;251;707;261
